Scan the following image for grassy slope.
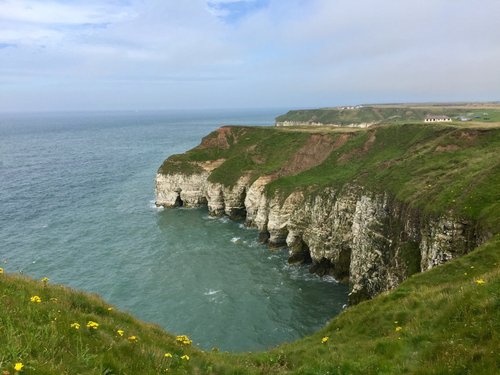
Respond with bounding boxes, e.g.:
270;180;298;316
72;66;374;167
160;124;500;232
158;126;310;186
1;235;499;374
0;274;213;374
275;106;500;125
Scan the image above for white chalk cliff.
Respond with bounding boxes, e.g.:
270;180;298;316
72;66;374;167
156;170;478;304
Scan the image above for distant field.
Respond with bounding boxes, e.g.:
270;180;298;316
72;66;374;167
275;103;500;127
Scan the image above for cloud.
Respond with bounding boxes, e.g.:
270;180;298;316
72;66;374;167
0;0;500;111
206;0;269;21
0;0;130;25
0;42;16;49
0;0;134;48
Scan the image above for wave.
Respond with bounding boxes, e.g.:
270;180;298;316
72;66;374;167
322;275;340;284
148;200;164;211
203;289;222;296
238;223;254;230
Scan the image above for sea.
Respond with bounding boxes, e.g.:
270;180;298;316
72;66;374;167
0;109;348;352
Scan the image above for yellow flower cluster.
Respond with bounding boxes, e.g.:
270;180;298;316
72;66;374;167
30;295;41;303
70;322;80;330
181;355;190;361
164;353;173;358
176;335;192;346
395;326;403;332
14;362;24;372
0;267;4;274
128;335;138;343
117;329;124;337
41;277;49;285
475;278;486;285
86;321;99;330
321;336;329;344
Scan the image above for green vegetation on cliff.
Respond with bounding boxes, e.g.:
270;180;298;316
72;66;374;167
158;126;310;185
159;124;500;232
1;235;499;374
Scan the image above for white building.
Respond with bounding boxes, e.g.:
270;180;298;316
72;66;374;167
424;115;452;123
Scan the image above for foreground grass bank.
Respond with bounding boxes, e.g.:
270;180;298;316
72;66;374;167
1;235;499;374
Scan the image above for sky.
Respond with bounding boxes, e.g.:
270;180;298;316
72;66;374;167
1;0;500;111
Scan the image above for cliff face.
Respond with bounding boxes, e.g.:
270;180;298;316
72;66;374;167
155;124;499;304
156;172;478;304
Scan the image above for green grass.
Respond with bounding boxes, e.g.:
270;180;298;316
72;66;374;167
158;126;311;186
2;236;499;374
0;274;214;374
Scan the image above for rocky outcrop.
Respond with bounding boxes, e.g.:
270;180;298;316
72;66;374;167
156;171;479;304
155;172;209;207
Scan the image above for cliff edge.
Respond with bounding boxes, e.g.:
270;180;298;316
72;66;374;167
156;124;499;304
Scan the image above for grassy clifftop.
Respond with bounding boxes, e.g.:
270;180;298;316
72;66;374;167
1;235;499;374
159;123;500;232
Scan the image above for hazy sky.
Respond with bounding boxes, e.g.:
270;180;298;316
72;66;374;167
1;0;499;111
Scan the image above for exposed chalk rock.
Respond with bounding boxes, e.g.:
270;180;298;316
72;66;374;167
156;169;479;304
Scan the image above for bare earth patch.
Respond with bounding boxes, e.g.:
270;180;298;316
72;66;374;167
198;158;226;172
435;145;460;152
199;126;235;149
278;133;351;176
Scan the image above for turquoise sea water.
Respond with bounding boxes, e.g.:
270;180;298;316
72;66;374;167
0;110;348;352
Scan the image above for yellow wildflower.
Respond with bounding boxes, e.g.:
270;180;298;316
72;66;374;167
70;323;80;330
176;335;192;345
164;353;173;358
321;336;329;344
107;307;113;311
128;335;138;343
41;277;49;285
117;329;124;336
86;321;99;330
475;278;486;285
181;355;190;361
14;362;24;372
30;295;41;303
395;326;403;332
0;267;3;274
